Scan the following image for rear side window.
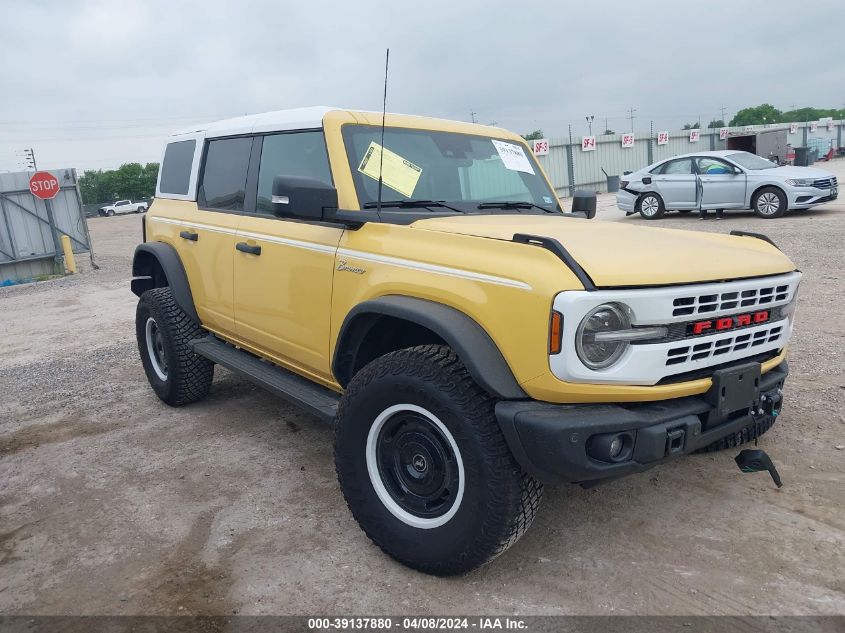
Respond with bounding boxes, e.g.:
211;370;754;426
159;140;196;195
256;131;332;213
659;158;694;175
199;137;253;211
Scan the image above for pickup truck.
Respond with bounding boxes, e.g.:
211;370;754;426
99;199;148;216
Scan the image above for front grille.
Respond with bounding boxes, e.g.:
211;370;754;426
672;284;790;316
812;176;837;189
666;323;784;366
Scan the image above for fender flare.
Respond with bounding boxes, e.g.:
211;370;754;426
333;295;527;400
131;242;200;323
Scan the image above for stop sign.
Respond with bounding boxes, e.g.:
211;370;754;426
29;171;60;200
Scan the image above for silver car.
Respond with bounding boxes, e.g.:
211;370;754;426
617;150;838;219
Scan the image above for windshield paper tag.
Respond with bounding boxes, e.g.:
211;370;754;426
491;139;535;175
358;141;423;198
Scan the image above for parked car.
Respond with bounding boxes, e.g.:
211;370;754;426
617;150;838;219
98;199;148;216
132;107;800;575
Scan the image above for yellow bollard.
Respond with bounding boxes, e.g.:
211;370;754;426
60;235;77;274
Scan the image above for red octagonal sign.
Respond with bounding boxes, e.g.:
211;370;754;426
29;171;60;200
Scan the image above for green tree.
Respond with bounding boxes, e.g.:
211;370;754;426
729;104;782;127
521;129;544;141
707;119;726;128
78;162;159;204
682;122;700;130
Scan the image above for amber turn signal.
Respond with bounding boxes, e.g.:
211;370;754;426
549;311;563;354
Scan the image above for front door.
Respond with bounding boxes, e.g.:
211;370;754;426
652;158;698;209
696;157;747;209
233;131;343;380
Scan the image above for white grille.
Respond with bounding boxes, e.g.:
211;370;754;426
672;283;790;316
666;323;785;366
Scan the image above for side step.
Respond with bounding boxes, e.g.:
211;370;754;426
190;336;339;424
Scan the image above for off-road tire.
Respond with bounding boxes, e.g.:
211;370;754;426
638;192;665;219
334;345;543;576
752;186;788;218
695;416;777;453
136;287;213;406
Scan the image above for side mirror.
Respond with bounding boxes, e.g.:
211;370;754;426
271;175;337;220
571;189;597;219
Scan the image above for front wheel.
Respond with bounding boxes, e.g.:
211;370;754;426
107;210;115;217
753;187;787;218
334;345;542;576
638;192;665;219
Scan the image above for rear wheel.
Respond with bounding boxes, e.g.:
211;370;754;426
136;287;213;406
638;193;665;219
335;345;542;576
753;187;787;218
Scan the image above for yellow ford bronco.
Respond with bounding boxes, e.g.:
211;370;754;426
132;107;800;575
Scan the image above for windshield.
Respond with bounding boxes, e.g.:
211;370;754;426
727;152;778;170
342;125;561;213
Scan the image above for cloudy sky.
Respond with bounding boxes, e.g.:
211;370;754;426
1;0;842;172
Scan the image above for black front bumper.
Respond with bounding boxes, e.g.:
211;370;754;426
496;361;788;485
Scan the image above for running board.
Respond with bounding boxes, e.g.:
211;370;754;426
190;336;339;424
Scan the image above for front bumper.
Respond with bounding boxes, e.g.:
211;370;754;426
787;185;838;208
496;361;788;485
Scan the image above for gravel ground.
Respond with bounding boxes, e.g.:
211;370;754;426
1;161;844;616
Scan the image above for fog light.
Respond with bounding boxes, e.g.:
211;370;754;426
587;431;634;463
609;437;623;458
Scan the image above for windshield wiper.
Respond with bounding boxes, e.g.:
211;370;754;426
477;201;557;213
362;199;465;213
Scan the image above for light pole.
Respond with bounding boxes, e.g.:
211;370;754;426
585;115;594;136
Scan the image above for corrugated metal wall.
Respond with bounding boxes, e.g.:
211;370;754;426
535;120;844;197
0;169;91;282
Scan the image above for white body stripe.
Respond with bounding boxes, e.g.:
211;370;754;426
147;217;532;290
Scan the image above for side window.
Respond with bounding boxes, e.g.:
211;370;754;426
696;157;732;174
199;137;253;212
159;140;195;195
256;131;332;213
660;158;694;175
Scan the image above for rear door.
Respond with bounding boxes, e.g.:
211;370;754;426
652;158;698;209
174;136;253;336
696;156;747;209
233;130;343;379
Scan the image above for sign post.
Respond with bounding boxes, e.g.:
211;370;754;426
29;171;64;270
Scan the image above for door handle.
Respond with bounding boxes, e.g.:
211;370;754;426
179;230;198;241
236;242;261;256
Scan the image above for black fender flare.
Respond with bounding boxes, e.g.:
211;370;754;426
333;295;527;400
131;242;200;323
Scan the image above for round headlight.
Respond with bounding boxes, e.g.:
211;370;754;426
575;303;631;369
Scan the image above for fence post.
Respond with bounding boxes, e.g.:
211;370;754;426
647;120;654;165
838;122;842;149
565;142;575;197
709;129;716;151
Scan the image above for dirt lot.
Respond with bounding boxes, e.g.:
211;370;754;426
1;161;844;616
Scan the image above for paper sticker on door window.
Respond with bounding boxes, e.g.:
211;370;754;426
490;139;535;175
357;142;423;198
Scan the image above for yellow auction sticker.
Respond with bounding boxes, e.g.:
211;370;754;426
357;141;423;198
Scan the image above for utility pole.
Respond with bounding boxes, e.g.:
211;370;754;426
626;108;636;132
23;148;37;171
470;111;478;124
604;117;609;134
720;105;728;124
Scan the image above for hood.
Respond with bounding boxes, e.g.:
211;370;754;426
411;215;796;287
762;165;834;179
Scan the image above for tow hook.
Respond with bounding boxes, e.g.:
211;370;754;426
735;449;783;488
759;388;783;418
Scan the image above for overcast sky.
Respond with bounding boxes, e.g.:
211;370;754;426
1;0;843;172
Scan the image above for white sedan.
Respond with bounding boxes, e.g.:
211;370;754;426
617;150;838;219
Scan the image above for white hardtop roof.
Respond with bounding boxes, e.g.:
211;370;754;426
170;106;342;138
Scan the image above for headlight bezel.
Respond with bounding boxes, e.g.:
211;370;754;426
785;178;814;187
574;302;632;370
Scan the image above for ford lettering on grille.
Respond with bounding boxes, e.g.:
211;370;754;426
687;310;770;336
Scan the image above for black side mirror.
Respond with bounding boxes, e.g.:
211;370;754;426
571;189;597;219
271;175;337;220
